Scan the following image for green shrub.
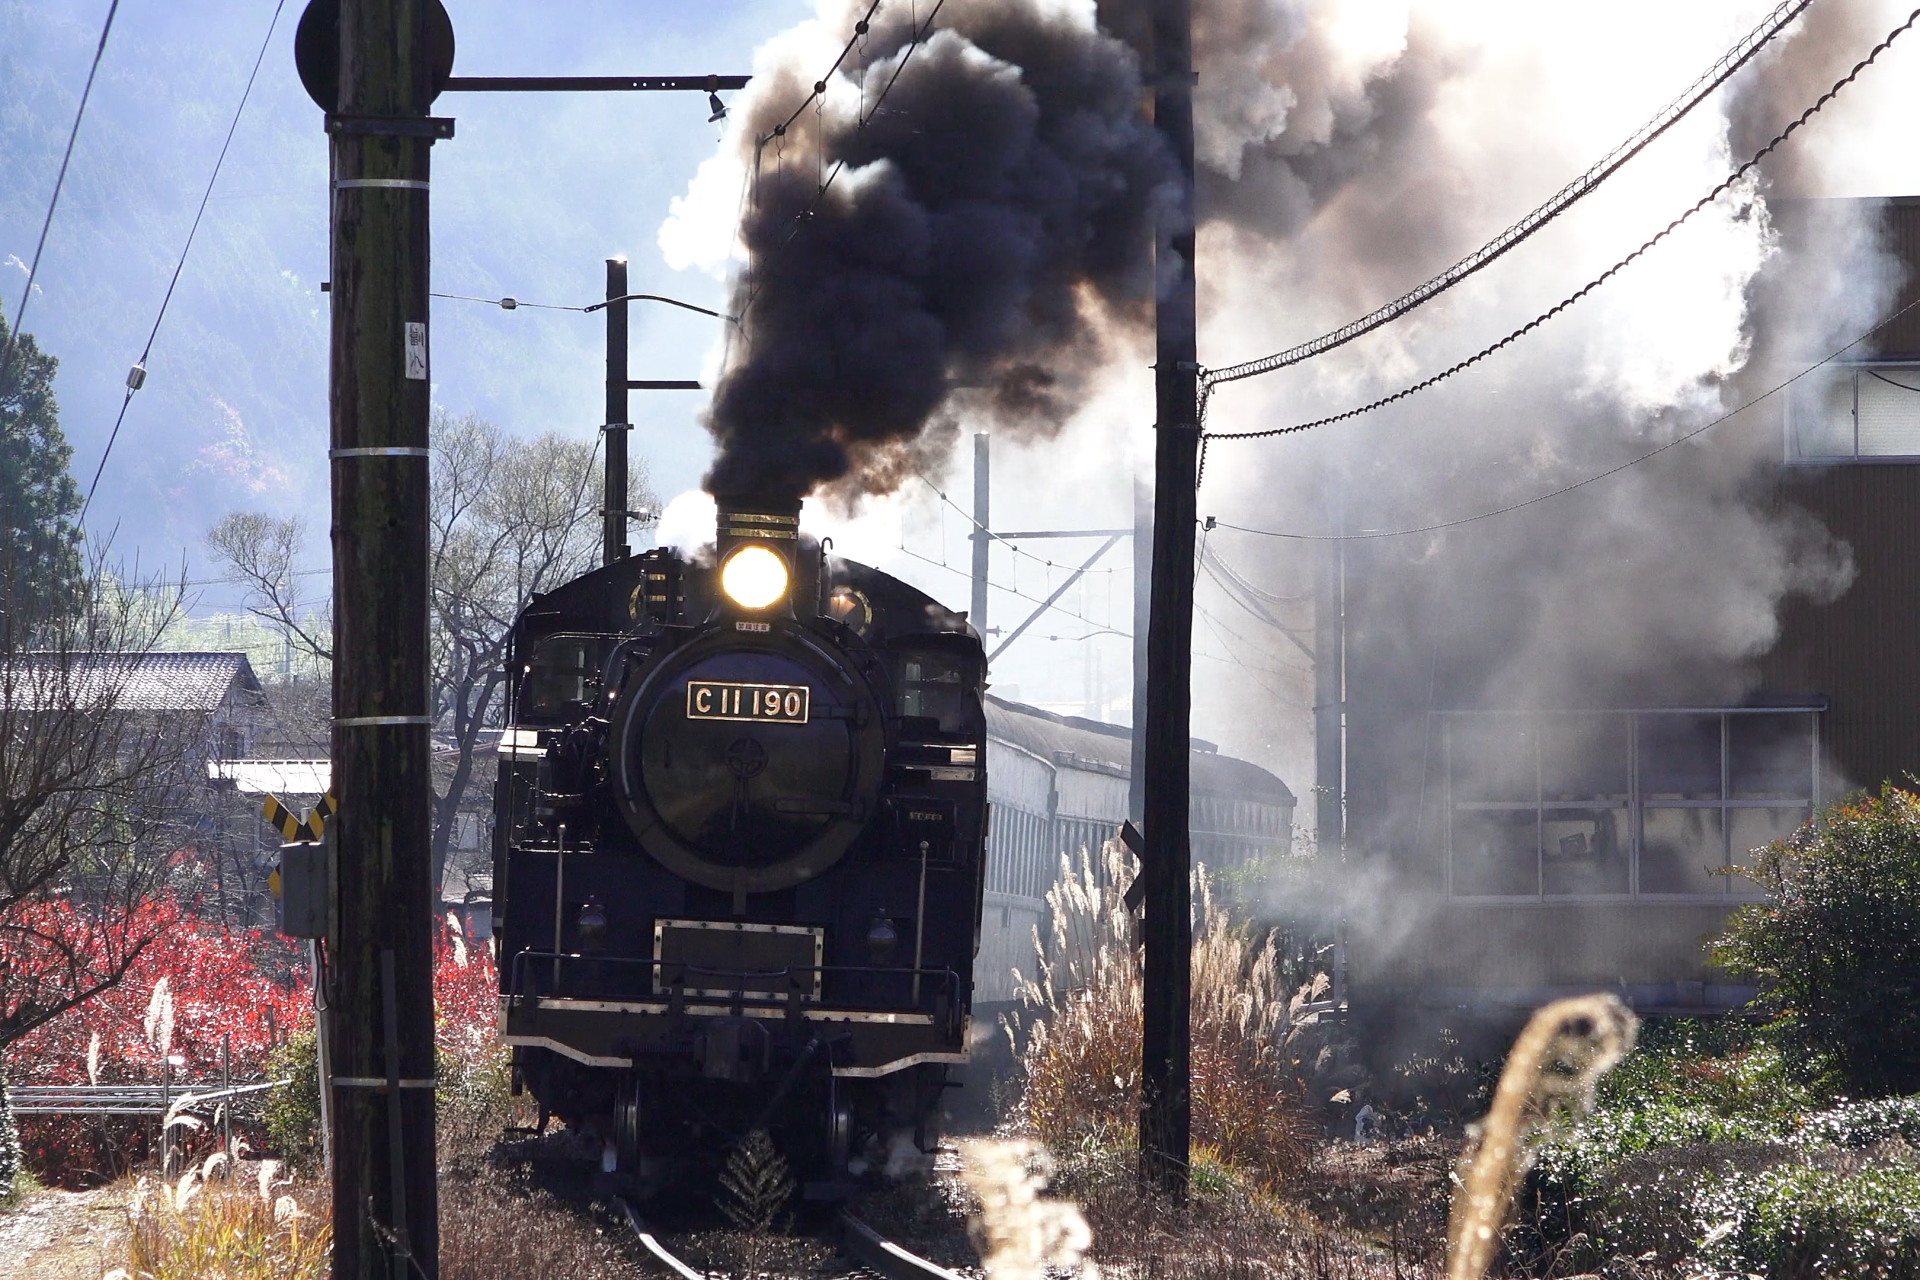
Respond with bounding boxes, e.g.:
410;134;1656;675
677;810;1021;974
1790;1096;1920;1151
262;1029;322;1170
1594;1019;1825;1121
1712;786;1920;1098
1694;1159;1920;1279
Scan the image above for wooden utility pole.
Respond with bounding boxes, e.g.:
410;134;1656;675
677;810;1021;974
604;256;631;566
971;432;990;632
327;0;440;1274
1139;0;1198;1198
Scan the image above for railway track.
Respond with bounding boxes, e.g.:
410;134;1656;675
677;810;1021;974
617;1196;974;1280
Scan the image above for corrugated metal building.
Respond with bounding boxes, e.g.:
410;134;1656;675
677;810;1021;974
1348;197;1920;1020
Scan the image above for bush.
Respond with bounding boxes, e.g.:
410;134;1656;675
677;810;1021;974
1009;843;1312;1188
261;1030;321;1170
1694;1158;1920;1279
7;901;312;1186
1713;785;1920;1097
123;1155;331;1280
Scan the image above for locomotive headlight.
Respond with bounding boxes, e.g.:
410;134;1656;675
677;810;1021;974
720;544;790;610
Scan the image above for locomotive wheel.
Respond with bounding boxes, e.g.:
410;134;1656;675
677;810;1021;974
826;1076;853;1176
613;1072;644;1172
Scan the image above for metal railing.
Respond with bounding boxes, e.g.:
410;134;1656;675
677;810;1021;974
11;1080;287;1116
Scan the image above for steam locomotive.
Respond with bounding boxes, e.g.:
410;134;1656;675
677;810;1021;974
491;495;987;1195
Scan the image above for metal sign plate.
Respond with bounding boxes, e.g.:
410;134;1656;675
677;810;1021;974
686;680;810;724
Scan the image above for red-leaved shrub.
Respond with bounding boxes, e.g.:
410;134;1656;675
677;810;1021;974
5;898;311;1185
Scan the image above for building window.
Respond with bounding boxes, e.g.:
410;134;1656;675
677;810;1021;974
1787;363;1920;461
1443;708;1819;901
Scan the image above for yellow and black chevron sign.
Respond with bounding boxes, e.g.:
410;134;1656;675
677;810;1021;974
308;790;337;839
262;790;338;843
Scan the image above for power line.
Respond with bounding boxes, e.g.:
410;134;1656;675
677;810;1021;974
1210;291;1920;542
1200;1;1920;450
0;0;120;392
1196;0;1814;397
80;0;287;525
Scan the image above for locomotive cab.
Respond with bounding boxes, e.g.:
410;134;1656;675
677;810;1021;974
493;495;987;1195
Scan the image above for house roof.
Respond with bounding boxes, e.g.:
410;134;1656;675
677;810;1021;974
986;694;1296;805
6;651;263;713
209;759;331;795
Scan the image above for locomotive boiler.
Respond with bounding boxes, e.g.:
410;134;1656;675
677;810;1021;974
492;495;987;1195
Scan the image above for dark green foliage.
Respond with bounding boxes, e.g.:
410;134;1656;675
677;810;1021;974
0;308;83;645
261;1029;321;1170
1694;1159;1920;1279
716;1128;794;1234
1712;786;1920;1097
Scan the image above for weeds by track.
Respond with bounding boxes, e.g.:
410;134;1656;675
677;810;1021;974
617;1195;978;1280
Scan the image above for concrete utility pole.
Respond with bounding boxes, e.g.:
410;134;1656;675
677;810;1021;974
1139;0;1198;1198
327;0;440;1273
604;256;631;565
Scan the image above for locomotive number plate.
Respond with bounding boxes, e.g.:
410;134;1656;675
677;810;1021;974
686;680;811;724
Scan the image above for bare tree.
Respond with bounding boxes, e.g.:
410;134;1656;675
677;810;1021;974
428;412;612;890
204;409;644;892
0;553;208;1046
205;512;332;664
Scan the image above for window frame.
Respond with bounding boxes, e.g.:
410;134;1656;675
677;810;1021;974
1784;359;1920;464
1442;707;1821;904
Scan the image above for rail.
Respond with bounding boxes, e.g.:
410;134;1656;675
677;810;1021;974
616;1195;973;1279
839;1211;971;1280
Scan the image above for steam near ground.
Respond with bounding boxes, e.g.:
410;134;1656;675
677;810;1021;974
660;0;1920;821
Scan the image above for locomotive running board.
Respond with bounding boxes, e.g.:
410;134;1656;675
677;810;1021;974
510;996;937;1025
502;1035;633;1068
830;1051;969;1078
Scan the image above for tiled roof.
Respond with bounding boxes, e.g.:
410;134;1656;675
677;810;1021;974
986;695;1296;804
5;651;263;713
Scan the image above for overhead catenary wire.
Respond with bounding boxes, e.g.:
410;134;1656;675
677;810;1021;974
743;0;949;321
0;0;120;394
893;543;1127;635
1200;1;1920;448
1209;290;1920;542
913;473;1124;577
1196;0;1816;396
79;0;288;525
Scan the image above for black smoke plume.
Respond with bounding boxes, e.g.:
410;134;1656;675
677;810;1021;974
705;1;1177;501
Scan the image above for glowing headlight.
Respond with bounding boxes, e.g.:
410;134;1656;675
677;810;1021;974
720;544;790;609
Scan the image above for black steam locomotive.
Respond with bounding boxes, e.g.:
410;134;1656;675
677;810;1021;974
491;496;987;1194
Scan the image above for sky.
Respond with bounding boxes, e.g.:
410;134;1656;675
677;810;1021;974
9;0;1920;801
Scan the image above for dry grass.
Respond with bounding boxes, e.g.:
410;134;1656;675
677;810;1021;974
1041;1135;1439;1280
1443;995;1636;1280
116;1152;329;1280
1009;841;1313;1188
438;1170;648;1280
